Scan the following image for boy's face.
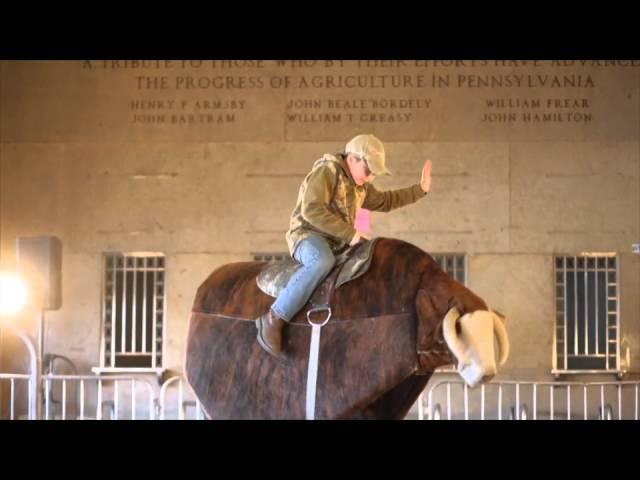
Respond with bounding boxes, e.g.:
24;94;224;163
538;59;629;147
346;154;376;186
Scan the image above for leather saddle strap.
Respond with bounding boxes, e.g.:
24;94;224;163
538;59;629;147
305;306;332;420
309;263;341;309
192;311;413;326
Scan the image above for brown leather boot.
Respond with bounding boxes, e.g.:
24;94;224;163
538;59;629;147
256;309;286;357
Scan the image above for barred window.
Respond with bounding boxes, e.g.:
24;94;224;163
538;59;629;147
553;254;620;375
254;252;288;263
433;253;467;284
96;253;165;372
432;254;468;373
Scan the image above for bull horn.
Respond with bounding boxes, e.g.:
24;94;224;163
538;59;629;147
442;307;468;365
492;313;510;366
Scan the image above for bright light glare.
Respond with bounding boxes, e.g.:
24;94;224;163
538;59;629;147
0;273;28;315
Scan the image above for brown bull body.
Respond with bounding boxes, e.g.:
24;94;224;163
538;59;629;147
185;238;488;419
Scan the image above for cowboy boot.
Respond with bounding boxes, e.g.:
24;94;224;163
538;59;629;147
256;309;286;357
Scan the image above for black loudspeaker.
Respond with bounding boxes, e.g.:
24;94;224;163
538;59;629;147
16;236;63;310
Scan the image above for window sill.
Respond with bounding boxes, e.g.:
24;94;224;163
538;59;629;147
551;368;627;380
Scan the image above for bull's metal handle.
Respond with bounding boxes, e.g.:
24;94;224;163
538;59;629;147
306;306;332;327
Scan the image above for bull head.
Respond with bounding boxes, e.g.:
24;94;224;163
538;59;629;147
442;307;510;388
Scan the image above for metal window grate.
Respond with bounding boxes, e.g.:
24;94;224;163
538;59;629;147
102;253;165;369
432;254;467;373
553;254;620;375
253;252;289;263
433;254;467;285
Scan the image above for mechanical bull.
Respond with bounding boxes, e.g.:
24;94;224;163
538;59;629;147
185;237;509;419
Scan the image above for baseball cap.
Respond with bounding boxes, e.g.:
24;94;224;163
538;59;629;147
344;134;391;176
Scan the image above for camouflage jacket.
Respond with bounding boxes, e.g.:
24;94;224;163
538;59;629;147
285;153;427;256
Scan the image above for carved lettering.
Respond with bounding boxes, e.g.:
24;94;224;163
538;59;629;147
75;60;637;130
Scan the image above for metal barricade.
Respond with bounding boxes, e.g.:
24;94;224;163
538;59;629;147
0;324;37;419
159;375;205;420
42;374;157;420
420;380;640;420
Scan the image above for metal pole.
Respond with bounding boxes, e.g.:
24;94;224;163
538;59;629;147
36;310;45;420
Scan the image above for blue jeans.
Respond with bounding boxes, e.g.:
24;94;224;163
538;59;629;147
271;234;336;322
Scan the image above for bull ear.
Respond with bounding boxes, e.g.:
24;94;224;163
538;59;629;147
442;307;467;364
492;312;510;366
